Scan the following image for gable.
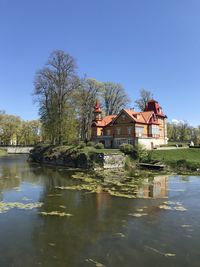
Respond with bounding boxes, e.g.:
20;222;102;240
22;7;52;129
141;111;154;123
111;110;135;125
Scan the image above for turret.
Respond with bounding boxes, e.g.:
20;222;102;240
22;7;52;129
144;99;165;116
93;100;102;121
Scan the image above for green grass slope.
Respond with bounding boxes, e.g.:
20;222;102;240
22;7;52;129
152;148;200;163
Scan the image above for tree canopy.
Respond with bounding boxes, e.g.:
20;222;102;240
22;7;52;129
135;88;153;111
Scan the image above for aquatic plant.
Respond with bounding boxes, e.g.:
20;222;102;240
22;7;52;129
39;211;73;217
128;213;148;217
114;232;126;238
85;259;105;267
159;201;187;212
0;201;43;214
145;246;176;257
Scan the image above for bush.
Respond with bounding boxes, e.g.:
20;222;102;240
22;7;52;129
120;143;149;162
86;141;95;147
94;143;104;149
77;142;86;149
136;144;149;162
125;156;136;170
119;144;134;154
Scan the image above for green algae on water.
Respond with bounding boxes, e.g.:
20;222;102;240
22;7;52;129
159;201;187;212
128;213;148;217
145;245;176;257
39;211;73;217
0;201;43;214
114;232;126;238
85;258;106;267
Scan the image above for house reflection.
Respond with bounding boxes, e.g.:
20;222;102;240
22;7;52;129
96;175;168;211
137;175;168;198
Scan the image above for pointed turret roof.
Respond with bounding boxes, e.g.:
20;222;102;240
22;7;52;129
94;100;101;113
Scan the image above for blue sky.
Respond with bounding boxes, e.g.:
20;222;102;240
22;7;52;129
0;0;200;125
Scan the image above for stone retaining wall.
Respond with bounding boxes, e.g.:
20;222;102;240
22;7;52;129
1;147;34;154
103;154;125;169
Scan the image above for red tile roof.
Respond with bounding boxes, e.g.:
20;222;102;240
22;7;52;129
94;115;116;127
93;108;161;127
122;109;156;124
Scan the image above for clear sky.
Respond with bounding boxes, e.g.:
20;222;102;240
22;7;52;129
0;0;200;125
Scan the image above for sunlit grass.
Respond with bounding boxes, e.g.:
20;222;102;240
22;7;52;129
152;148;200;163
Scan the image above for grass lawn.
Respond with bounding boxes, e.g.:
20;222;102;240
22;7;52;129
152;148;200;163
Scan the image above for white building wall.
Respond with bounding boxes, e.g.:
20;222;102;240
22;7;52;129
138;138;167;150
113;138;136;148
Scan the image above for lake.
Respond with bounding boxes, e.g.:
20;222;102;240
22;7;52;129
0;155;199;267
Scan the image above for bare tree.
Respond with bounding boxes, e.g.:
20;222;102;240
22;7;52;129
135;88;153;111
75;78;102;141
34;50;79;145
102;82;129;115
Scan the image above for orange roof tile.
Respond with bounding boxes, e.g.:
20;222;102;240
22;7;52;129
123;109;154;124
140;111;154;123
95;115;116;127
93;109;160;127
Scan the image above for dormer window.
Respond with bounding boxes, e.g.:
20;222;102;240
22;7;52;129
122;114;126;120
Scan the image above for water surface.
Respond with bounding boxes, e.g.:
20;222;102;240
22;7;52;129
0;155;200;267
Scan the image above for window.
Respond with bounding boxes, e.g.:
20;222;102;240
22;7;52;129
116;128;121;135
122;114;126;120
116;139;121;146
127;126;132;135
149;125;160;136
107;129;111;136
135;126;144;136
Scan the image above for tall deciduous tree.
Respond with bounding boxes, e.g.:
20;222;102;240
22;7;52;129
135;88;153;111
179;121;190;142
0;114;21;145
34;50;79;145
75;78;103;141
167;121;200;144
19;120;41;145
0;111;42;145
101;82;129;115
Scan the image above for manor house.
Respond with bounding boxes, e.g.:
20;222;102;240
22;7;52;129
91;100;168;149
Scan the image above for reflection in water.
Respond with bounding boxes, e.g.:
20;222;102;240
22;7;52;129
137;176;168;199
0;155;200;267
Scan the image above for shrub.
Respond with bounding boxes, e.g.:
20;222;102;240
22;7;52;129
119;144;134;154
94;143;104;149
135;144;149;162
77;142;86;149
125;156;135;169
86;141;95;147
62;141;71;146
120;143;149;162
